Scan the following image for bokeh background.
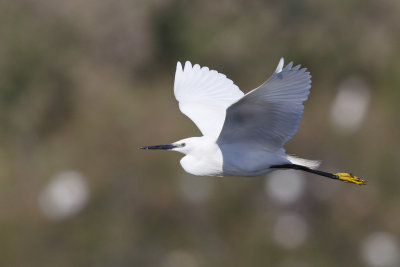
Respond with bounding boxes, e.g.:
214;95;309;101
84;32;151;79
1;0;400;266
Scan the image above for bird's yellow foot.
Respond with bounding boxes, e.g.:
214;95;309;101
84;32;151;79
334;173;366;185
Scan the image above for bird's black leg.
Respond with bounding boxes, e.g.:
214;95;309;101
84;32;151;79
270;164;366;185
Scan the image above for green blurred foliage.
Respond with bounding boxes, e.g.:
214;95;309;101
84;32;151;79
0;0;399;266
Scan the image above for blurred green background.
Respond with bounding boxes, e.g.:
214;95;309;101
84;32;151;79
1;0;400;266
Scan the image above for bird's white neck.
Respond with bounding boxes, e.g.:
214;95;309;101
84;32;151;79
172;136;223;176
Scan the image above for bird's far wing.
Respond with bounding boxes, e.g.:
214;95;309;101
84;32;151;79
174;61;244;137
217;58;311;152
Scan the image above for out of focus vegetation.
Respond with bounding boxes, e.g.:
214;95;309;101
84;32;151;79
0;0;399;266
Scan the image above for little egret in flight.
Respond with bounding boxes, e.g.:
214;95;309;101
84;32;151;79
140;59;365;185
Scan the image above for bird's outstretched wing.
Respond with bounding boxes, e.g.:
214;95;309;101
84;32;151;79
217;58;311;152
174;61;244;137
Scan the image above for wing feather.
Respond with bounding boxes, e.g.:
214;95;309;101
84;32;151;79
174;61;244;137
217;58;311;152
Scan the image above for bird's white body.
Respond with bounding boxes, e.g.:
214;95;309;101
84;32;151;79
176;136;291;177
143;58;320;177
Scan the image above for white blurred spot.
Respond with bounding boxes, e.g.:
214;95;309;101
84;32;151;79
163;250;198;267
330;77;370;134
265;170;305;204
39;170;89;221
179;174;214;203
361;232;399;267
273;212;308;249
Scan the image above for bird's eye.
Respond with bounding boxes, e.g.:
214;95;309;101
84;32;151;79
180;143;186;147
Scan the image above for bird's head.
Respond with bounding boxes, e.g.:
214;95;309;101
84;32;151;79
139;137;199;155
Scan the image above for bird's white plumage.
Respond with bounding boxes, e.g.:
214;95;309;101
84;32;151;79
166;58;316;176
275;57;284;73
217;59;311;152
174;61;244;137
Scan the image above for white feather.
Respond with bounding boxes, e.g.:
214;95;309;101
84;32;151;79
174;61;244;137
217;59;312;152
287;155;321;169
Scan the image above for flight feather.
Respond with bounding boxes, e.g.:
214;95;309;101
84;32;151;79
217;58;312;152
174;61;244;137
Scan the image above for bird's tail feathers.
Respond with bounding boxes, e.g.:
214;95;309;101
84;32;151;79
287;155;321;169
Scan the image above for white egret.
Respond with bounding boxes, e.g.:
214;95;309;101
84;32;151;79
140;59;365;185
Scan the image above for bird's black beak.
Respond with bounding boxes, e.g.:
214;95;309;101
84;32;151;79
139;144;177;150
